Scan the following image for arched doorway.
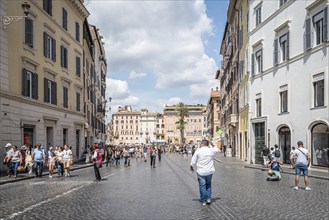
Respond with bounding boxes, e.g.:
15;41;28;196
279;126;291;164
311;123;329;167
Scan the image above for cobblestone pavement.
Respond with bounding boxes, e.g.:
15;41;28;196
0;155;328;220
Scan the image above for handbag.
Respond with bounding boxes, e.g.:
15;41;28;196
17;165;25;172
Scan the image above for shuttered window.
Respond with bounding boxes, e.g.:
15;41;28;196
25;18;33;48
63;87;68;108
61;46;68;68
76;92;80;112
22;69;38;100
76;57;81;77
44;78;57;105
43;0;52;16
75;22;80;42
43;32;56;61
62;8;68;31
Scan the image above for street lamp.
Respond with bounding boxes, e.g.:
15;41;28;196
2;2;31;29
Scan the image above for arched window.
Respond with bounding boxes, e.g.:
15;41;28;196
311;123;329;167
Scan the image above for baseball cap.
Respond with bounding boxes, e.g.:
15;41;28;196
5;143;12;148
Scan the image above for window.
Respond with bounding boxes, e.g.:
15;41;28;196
280;89;288;113
280;0;288;7
252;49;263;75
43;0;52;16
76;92;80;111
62;8;68;31
255;6;262;27
76;57;81;77
256;97;262;117
62;128;68;145
279;33;289;61
274;32;290;64
244;85;248;106
22;69;38;100
61;46;68;68
25;18;33;48
63;87;68;108
43;32;56;61
313;9;328;45
311;123;329;167
75;22;80;42
313;78;324;107
44;78;57;104
246;11;249;33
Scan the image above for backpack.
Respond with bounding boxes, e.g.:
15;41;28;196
274;149;281;158
271;161;280;171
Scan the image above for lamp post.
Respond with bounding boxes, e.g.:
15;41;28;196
2;2;30;29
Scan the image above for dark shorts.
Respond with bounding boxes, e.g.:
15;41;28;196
295;163;308;176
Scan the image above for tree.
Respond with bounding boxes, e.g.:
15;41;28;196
175;102;189;145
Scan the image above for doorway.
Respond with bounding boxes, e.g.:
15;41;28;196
23;126;34;146
254;122;265;164
244;131;248;161
46;127;54;148
279;126;291;164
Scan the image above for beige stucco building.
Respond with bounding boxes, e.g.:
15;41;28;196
112;106;141;145
83;22;107;147
164;104;207;145
0;0;90;171
206;88;220;141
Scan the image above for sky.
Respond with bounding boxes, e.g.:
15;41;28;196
85;0;228;120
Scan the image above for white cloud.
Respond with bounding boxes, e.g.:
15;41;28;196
129;71;147;79
87;0;217;96
86;0;222;120
106;77;140;114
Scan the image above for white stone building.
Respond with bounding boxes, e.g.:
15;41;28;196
140;108;157;144
248;0;329;167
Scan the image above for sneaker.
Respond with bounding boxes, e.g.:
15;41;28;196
305;187;312;191
202;202;207;206
206;199;211;205
49;175;52;178
293;186;299;191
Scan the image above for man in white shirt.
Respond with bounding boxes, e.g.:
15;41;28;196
62;144;73;177
190;139;219;206
293;141;311;191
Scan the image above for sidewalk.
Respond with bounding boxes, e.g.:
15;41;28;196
0;160;94;186
214;153;329;180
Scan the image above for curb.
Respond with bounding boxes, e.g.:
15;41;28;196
244;165;329;180
0;163;94;186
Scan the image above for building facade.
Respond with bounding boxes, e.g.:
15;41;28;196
238;0;250;161
206;88;220;141
164;104;207;145
217;0;240;156
0;0;89;170
248;0;329;167
140;108;157;144
156;114;165;143
112;106;141;145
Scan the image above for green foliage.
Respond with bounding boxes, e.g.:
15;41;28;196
175;102;189;144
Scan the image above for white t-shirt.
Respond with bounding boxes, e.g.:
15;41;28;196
294;147;309;165
63;149;72;160
190;146;219;176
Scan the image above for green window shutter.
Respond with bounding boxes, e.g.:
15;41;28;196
323;7;328;41
305;18;311;50
22;69;28;96
44;78;49;102
32;73;38;100
52;81;57;105
52;38;56;61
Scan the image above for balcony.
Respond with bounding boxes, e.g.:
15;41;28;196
228;114;238;127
